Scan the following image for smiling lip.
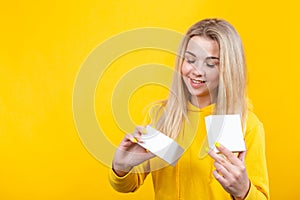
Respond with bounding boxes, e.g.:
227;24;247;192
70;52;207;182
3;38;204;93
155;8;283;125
189;77;206;88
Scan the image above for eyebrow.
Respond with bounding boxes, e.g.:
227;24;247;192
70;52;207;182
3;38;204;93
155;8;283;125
185;51;197;57
206;56;219;60
185;51;219;60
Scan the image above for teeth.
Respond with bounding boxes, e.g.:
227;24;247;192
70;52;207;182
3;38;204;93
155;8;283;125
191;78;205;84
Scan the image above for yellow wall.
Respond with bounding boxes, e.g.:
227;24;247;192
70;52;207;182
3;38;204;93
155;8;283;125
0;0;298;199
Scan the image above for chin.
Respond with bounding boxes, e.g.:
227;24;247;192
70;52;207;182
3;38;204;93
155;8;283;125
187;88;207;96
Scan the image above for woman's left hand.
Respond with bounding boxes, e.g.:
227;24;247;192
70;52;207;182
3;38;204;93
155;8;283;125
208;143;250;200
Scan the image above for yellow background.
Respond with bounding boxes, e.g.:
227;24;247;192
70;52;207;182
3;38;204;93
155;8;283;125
0;0;298;199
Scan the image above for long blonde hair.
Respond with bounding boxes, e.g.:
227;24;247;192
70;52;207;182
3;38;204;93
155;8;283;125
155;18;248;138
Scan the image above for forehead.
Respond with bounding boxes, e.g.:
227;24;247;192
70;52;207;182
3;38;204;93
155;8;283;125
186;36;220;57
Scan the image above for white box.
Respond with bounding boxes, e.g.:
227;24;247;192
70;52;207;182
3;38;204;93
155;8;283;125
205;114;246;153
137;125;184;166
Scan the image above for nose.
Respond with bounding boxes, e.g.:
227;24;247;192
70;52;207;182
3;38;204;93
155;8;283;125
191;62;205;76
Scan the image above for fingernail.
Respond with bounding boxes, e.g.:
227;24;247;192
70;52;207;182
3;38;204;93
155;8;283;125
205;147;210;153
131;137;138;143
215;142;221;148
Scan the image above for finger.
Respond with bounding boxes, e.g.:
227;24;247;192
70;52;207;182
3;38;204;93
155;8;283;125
209;150;234;174
133;126;147;142
208;148;228;165
238;151;246;162
208;148;222;162
135;126;146;135
121;134;138;147
132;134;143;143
213;170;228;186
214;161;230;179
145;151;156;160
215;142;241;166
124;134;142;146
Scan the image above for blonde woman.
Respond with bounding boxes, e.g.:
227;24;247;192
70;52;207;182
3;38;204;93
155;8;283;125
109;18;269;200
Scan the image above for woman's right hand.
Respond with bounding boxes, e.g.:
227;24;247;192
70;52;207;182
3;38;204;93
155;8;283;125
112;126;155;177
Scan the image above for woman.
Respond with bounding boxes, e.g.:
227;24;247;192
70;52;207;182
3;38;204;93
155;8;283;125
109;18;269;200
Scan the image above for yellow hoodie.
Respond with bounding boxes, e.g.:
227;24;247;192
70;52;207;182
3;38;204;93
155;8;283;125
109;103;269;199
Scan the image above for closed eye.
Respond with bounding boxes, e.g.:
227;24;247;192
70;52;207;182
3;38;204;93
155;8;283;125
186;57;196;64
205;62;216;68
184;53;196;64
205;57;219;68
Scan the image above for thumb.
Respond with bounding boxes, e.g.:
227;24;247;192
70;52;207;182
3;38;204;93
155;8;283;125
238;151;246;162
145;151;155;160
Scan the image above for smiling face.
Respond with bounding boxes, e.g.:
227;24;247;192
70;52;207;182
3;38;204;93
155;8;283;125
181;36;220;108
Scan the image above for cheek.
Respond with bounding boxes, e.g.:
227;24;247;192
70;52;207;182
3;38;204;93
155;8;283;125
207;69;220;83
181;62;190;76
